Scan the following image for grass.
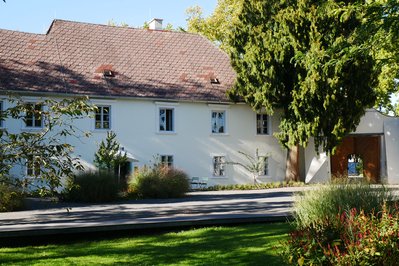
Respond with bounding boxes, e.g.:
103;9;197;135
0;223;291;265
293;182;394;229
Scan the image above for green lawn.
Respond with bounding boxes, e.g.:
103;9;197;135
0;223;291;265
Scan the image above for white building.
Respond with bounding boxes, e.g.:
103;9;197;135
1;19;399;186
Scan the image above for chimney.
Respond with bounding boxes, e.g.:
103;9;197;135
149;18;163;30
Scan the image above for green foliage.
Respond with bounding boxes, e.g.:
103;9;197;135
93;131;127;173
107;19;129;27
206;180;304;191
283;182;398;265
0;183;24;212
63;172;119;203
186;0;242;52
128;165;189;199
228;0;380;153
0;96;96;196
0;223;290;265
283;206;399;265
293;182;393;229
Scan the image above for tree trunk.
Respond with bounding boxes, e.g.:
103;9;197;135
285;145;300;182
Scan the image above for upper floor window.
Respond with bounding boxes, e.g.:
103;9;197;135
160;155;174;167
211;111;226;134
159;108;174;132
256;114;269;135
27;155;41;177
25;103;43;128
213;156;226;176
95;106;111;129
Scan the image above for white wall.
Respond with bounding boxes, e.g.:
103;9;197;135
73;98;288;185
384;119;399;184
3;96;288;186
303;139;330;183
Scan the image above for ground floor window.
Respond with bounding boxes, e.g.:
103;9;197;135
161;155;174;167
213;156;226;176
26;155;41;177
259;157;269;176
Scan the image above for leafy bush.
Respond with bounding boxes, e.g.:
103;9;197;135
282;182;398;265
128;166;189;199
0;183;24;212
64;172;119;203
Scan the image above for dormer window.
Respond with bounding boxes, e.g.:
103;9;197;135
103;70;115;78
210;78;220;84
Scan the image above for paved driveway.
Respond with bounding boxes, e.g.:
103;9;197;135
0;187;306;238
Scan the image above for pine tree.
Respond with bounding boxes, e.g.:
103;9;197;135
94;131;127;173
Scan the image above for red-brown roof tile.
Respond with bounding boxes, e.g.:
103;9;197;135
0;19;236;102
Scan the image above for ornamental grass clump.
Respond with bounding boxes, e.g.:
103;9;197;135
128;165;189;199
282;181;398;265
293;181;393;229
64;172;119;203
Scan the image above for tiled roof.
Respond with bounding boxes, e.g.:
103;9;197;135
0;20;236;102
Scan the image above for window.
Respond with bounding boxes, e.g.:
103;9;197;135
160;155;173;167
159;108;174;132
213;156;226;176
95;106;111;129
256;114;269;135
0;100;3;128
211;111;225;133
27;155;40;177
259;157;269;176
25;103;43;128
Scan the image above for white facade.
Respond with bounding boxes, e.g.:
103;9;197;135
4;96;288;186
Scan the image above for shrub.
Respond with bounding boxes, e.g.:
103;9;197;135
284;206;399;265
64;172;119;203
204;181;304;191
0;183;24;212
282;182;398;265
293;182;393;229
128;166;189;199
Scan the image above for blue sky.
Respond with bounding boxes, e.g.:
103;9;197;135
0;0;217;34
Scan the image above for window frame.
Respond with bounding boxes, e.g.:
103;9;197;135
26;155;41;177
155;102;178;134
211;110;226;134
159;107;175;133
256;113;270;135
258;156;269;177
24;102;43;129
160;155;174;167
95;105;111;130
212;155;226;177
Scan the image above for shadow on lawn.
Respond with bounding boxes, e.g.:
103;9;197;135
0;223;290;266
